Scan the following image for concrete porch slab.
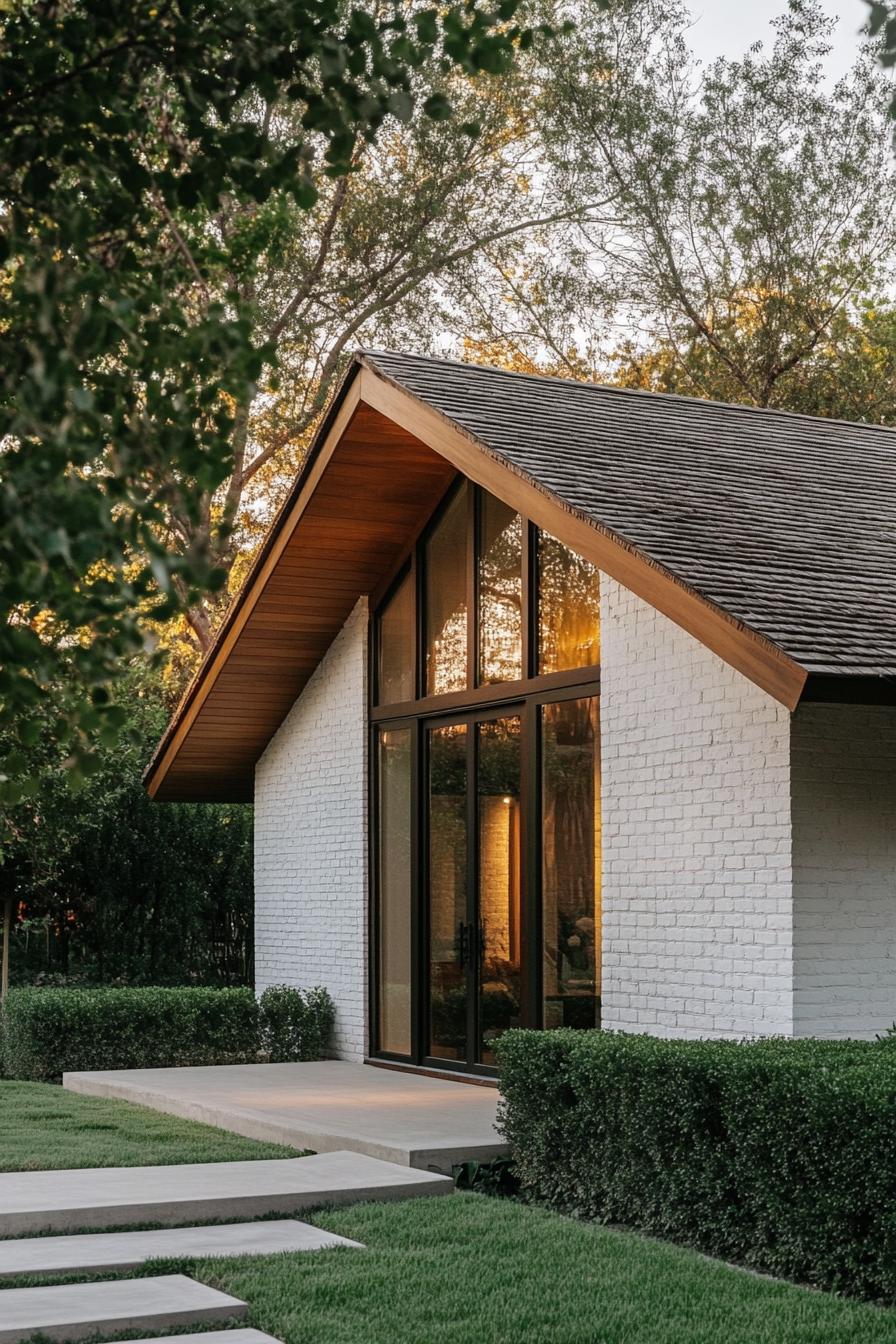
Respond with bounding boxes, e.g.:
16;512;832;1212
64;1061;506;1173
0;1151;451;1237
0;1273;246;1344
0;1218;361;1280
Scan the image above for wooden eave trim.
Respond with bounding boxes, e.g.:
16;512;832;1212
144;375;363;798
356;362;808;712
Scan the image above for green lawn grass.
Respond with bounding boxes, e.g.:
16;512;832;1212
0;1080;299;1172
187;1194;896;1344
3;1086;896;1342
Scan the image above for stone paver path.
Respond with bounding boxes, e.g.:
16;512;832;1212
0;1217;361;1279
0;1149;452;1235
0;1272;246;1344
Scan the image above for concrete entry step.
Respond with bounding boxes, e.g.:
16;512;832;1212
65;1060;506;1173
0;1150;451;1237
0;1272;246;1344
0;1217;362;1280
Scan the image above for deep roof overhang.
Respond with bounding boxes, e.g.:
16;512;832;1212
145;353;810;802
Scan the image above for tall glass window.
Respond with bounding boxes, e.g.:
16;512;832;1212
376;569;414;705
537;531;600;674
478;493;522;685
373;483;604;1074
377;726;413;1055
477;716;522;1063
541;697;600;1030
428;723;468;1060
425;485;468;695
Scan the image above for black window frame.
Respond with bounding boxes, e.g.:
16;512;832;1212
368;479;601;1072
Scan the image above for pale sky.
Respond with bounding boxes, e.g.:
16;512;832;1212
687;0;867;75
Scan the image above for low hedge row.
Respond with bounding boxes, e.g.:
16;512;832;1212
1;984;334;1081
495;1029;896;1303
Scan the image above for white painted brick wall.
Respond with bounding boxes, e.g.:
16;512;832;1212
599;578;794;1038
792;703;896;1039
254;598;368;1061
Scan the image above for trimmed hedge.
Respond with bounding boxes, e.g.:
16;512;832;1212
259;983;335;1062
495;1029;896;1303
1;984;334;1081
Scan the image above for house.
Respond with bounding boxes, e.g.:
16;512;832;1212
145;350;896;1074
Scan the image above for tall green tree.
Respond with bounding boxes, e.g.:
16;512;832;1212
611;299;896;424
4;665;253;989
0;0;541;806
512;0;896;406
147;53;611;656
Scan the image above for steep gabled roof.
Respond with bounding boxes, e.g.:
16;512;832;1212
145;349;896;802
366;350;896;681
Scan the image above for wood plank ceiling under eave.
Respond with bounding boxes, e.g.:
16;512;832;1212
148;398;457;801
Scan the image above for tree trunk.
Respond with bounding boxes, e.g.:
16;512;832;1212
1;896;11;1001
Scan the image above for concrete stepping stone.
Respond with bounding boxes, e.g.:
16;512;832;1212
0;1272;246;1344
0;1150;452;1236
0;1217;362;1279
124;1335;283;1344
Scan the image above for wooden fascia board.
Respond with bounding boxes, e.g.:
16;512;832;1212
145;376;363;798
357;363;808;711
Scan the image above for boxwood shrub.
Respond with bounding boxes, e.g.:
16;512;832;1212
1;984;334;1081
495;1029;896;1302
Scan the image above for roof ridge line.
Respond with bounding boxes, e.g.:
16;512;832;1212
358;346;896;439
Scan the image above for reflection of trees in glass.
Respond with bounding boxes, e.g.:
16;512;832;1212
377;570;414;705
425;485;468;695
428;723;468;1061
378;727;412;1055
542;697;600;1030
479;496;522;684
538;533;600;674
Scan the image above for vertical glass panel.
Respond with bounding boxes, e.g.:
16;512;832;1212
478;492;523;685
541;697;601;1030
478;716;522;1064
425;485;468;695
537;532;601;673
376;569;414;705
428;724;468;1060
377;726;413;1055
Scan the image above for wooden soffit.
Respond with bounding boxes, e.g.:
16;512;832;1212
146;357;807;802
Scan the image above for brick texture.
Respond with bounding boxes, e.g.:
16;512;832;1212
254;598;368;1061
599;578;794;1038
792;703;896;1038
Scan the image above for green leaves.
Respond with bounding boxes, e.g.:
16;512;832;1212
497;1029;896;1303
0;0;535;821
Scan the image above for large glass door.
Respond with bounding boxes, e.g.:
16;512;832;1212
426;712;522;1070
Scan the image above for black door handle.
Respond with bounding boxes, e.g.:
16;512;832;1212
458;920;469;969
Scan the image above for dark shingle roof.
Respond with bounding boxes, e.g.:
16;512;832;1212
362;349;896;682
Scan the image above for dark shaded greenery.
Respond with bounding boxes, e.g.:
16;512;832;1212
496;1028;896;1304
4;667;252;987
0;1079;298;1172
1;983;334;1080
259;982;335;1062
0;0;544;809
187;1194;896;1343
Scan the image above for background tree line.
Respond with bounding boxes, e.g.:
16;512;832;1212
3;0;895;987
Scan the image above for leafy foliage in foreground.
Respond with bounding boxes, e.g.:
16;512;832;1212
496;1028;896;1304
0;982;334;1080
0;0;538;808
